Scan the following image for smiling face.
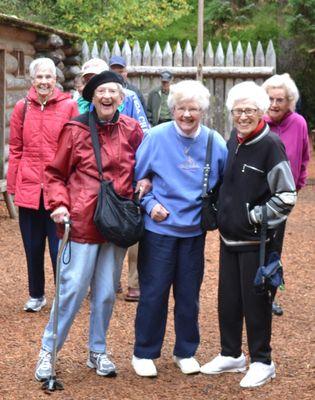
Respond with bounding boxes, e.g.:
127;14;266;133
92;82;123;121
266;87;291;123
32;66;56;101
232;100;263;137
173;100;203;136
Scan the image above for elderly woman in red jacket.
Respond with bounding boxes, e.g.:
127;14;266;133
7;57;78;312
34;71;144;381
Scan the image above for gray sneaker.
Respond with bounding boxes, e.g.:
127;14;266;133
24;296;46;312
87;352;117;376
35;349;52;381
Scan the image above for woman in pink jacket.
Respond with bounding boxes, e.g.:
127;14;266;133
262;73;310;316
7;57;78;312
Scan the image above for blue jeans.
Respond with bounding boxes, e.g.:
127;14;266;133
42;241;126;353
134;230;205;359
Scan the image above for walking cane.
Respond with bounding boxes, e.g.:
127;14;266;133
42;217;71;392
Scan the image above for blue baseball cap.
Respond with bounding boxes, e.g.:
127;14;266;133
109;55;126;67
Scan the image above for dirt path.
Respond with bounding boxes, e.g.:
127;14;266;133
0;155;314;400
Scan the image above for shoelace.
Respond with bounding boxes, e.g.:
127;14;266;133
39;352;52;370
97;354;112;367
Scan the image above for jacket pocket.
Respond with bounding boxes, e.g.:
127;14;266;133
242;164;265;174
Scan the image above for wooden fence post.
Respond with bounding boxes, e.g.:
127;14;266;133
81;39;276;137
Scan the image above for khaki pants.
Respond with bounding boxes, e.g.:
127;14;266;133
128;243;139;289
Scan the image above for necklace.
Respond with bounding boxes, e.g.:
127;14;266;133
176;133;197;156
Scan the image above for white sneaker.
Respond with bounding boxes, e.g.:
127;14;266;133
24;296;46;312
132;355;157;377
87;352;116;376
173;356;200;374
200;353;246;374
35;349;52;381
240;361;275;388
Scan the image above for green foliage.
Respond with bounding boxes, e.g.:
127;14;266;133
204;0;234;33
287;0;315;47
0;0;192;43
279;0;315;128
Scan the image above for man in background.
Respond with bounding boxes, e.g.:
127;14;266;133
147;71;173;126
109;55;147;114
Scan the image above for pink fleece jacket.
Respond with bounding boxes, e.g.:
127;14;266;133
263;112;310;190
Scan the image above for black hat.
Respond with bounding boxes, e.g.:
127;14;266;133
160;71;173;81
82;70;124;102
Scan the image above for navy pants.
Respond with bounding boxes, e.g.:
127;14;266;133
134;230;205;359
218;241;274;364
19;197;58;298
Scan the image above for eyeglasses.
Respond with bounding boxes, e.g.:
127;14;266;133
269;97;288;105
94;88;119;97
231;108;258;117
175;107;201;115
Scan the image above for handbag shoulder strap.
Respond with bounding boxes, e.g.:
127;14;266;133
20;98;28;128
259;205;268;267
202;130;214;197
89;111;103;179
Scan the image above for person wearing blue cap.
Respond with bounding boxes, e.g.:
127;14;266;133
109;55;150;302
147;71;173;126
109;55;147;114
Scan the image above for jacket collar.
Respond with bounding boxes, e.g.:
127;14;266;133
27;86;71;105
244;122;270;145
263;111;293;127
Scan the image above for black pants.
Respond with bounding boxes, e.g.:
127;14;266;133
19;196;58;298
218;241;274;364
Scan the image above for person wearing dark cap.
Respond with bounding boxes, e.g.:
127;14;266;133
109;55;150;302
35;71;145;381
109;55;147;114
147;71;173;126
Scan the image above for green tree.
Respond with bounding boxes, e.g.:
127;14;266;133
279;0;315;127
1;0;192;43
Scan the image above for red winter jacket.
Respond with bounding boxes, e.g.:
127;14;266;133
45;112;143;244
7;87;78;209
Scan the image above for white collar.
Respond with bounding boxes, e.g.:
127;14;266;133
174;121;201;138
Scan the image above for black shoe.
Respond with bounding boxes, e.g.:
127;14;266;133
272;301;283;316
116;281;123;294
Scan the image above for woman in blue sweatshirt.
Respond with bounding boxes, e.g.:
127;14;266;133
131;80;227;377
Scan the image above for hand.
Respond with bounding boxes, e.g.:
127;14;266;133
50;206;70;223
151;203;169;222
135;178;152;200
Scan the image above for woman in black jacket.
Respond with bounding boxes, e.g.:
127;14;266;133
200;81;296;388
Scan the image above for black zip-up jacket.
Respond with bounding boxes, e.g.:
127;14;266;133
217;123;296;250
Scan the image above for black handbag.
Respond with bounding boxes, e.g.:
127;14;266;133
89;112;144;248
254;206;284;300
200;131;220;231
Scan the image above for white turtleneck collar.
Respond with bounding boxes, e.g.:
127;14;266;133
174;121;201;138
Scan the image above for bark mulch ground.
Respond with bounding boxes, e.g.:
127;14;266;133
0;153;314;400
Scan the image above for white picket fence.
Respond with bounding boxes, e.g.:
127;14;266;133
82;39;276;137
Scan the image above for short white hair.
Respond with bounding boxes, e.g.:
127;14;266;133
29;57;56;79
262;73;299;112
226;81;270;113
167;80;210;112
